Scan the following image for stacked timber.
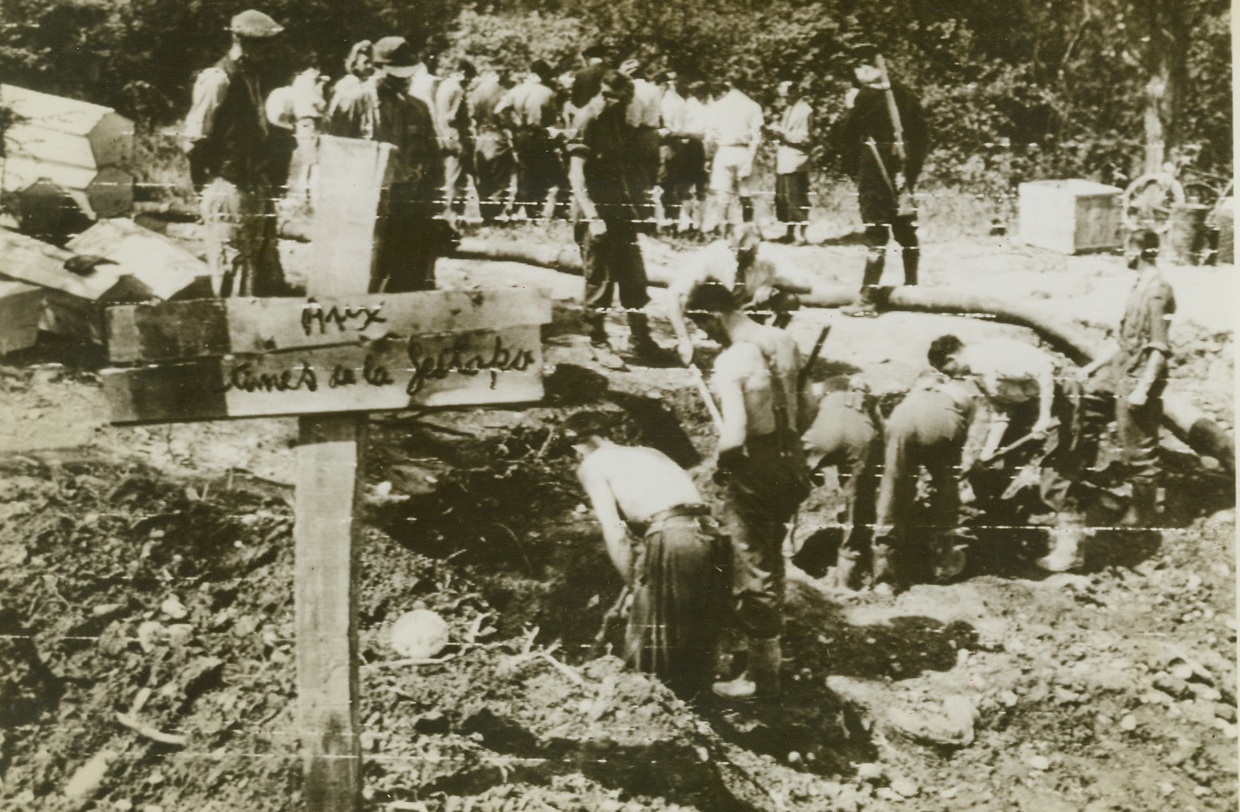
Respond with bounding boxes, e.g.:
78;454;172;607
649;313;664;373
1;84;135;233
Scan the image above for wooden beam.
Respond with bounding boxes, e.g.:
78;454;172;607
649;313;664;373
101;324;546;424
295;415;363;812
105;289;552;363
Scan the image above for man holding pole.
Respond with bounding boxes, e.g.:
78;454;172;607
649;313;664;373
829;43;928;315
685;281;817;701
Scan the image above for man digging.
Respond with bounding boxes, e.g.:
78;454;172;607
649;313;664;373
566;411;731;699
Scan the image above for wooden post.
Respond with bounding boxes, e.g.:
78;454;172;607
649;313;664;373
297;138;380;812
295;413;364;812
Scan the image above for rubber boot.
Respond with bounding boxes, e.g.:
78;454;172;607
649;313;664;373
712;638;781;701
1034;516;1085;572
902;246;919;286
842;254;885;317
1118;482;1159;528
586;310;609;347
627;311;668;362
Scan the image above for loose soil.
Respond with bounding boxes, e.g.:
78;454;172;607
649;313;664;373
0;220;1234;811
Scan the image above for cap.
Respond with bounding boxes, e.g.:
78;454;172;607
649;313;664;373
372;36;418;78
229;9;283;38
849;42;879;63
582;43;608;59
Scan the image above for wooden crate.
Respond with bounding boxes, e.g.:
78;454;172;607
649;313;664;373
1018;180;1122;254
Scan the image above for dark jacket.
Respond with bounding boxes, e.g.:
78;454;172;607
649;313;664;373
830;81;928;187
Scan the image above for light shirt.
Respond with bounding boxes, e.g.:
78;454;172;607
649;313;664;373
775;99;812;174
408;65;438;107
660;87;688;133
683;97;709;138
496;79;557;128
626;78;663;128
961;339;1056;407
706;88;762;148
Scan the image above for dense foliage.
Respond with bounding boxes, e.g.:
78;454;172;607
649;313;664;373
0;0;1232;189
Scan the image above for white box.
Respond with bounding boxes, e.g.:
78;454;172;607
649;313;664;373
1019;179;1122;254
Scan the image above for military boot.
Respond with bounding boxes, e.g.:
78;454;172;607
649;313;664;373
842;254;885;317
627;312;674;364
902;246;919;286
586;310;609;347
712;637;781;702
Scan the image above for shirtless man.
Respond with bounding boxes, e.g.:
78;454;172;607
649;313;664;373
685;281;816;701
566;411;730;698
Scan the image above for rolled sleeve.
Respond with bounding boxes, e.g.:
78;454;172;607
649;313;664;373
184;67;230;143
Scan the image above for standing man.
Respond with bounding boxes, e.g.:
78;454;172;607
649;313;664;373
796;377;883;589
1076;229;1177;532
701;77;763;237
830;43;928;315
469;69;514;223
436;59;478;223
685;281;816;701
566;70;665;362
929;334;1091;569
872;370;979;590
498;60;567;220
565;411;731;698
770;79;813;244
328;36;443;292
182;9;289;298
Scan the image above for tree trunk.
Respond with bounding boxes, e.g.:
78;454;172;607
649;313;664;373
1143;0;1190;174
455;238;1234;471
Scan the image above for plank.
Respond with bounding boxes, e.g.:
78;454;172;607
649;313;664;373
105;289;552;363
101;324;545;424
295;415;363;812
307;136;393;296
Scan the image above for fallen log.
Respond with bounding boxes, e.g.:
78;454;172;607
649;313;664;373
453;239;1234;471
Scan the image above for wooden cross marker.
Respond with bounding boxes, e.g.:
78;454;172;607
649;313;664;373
101;136;551;811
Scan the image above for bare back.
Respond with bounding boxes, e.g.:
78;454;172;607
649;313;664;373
580;444;702;524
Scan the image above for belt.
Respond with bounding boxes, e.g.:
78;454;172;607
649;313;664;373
646;503;711;526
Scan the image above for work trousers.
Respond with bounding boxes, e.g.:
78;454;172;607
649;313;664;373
512;128;567;219
1078;375;1166;487
874;394;968;585
805;394;882;578
626;509;731;697
775;172;810;223
374;182;437;293
576;218;651;313
722;434;805;639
